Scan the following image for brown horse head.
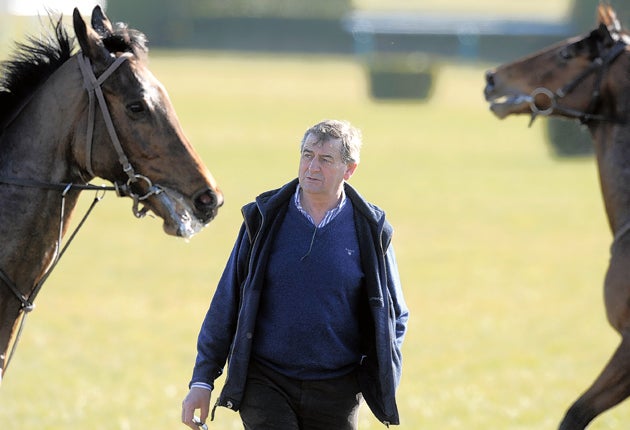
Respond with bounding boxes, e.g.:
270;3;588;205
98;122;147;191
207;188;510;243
484;5;627;126
71;6;223;237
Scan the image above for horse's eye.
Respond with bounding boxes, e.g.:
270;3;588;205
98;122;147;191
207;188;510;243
127;102;146;114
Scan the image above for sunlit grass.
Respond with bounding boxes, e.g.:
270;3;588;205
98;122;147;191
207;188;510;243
0;50;626;430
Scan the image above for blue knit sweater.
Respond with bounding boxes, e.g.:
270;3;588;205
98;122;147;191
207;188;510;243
252;199;365;379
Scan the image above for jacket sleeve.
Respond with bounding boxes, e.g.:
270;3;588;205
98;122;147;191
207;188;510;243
385;243;409;388
189;222;251;389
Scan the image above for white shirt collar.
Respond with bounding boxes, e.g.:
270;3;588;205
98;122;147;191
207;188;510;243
293;184;347;228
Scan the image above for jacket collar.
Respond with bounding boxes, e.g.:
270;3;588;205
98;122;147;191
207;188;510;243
248;179;391;245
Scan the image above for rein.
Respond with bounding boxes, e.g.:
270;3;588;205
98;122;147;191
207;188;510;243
0;52;162;373
528;40;628;126
0;185;106;371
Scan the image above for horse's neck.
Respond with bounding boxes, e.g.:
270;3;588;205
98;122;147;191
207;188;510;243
0;57;84;289
592;123;630;235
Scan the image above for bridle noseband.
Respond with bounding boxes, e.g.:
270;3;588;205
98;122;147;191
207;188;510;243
528;39;627;126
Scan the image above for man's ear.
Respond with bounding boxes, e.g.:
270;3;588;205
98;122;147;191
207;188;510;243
344;162;358;180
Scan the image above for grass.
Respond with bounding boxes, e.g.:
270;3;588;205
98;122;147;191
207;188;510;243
0;49;627;430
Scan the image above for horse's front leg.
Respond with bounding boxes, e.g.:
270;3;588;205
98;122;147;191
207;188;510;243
559;333;630;429
559;251;630;430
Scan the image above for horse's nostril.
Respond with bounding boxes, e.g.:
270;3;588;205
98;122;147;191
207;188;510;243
194;188;223;216
485;71;495;87
197;191;215;207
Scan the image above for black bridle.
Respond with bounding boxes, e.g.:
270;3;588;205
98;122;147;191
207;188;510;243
528;39;628;126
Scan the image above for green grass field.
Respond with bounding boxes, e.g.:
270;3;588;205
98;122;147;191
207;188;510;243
0;47;628;429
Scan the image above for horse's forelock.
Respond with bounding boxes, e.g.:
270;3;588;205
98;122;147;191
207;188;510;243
103;23;148;61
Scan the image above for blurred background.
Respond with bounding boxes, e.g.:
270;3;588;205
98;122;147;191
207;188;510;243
3;0;625;155
2;0;630;429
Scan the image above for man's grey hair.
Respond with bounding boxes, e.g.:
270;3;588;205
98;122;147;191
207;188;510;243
300;119;362;164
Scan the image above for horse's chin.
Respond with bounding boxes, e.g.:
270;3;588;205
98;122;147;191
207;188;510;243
151;188;207;239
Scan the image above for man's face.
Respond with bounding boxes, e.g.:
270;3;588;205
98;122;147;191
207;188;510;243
298;135;357;199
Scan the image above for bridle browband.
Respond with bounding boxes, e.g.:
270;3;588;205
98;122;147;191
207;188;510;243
528;39;628;126
0;51;164;373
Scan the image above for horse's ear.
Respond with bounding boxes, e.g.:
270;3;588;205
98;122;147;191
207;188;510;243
598;4;622;32
592;22;616;48
72;8;109;64
90;5;114;38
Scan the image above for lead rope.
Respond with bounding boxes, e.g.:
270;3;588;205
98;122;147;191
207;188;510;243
1;187;106;373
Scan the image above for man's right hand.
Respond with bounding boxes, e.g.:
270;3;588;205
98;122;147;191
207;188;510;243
181;386;212;429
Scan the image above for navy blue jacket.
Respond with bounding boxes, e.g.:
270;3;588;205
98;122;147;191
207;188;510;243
190;178;409;426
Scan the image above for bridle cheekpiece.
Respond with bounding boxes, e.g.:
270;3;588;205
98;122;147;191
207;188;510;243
76;52;163;218
528;39;627;126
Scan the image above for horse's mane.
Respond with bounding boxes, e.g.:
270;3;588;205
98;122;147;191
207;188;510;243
0;16;72;124
0;13;148;125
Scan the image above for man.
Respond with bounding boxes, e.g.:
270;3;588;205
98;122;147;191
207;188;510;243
182;119;408;429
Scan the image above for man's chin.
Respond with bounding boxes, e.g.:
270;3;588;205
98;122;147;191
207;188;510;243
299;179;322;191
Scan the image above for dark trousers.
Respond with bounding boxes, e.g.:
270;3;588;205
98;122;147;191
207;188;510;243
239;360;362;430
